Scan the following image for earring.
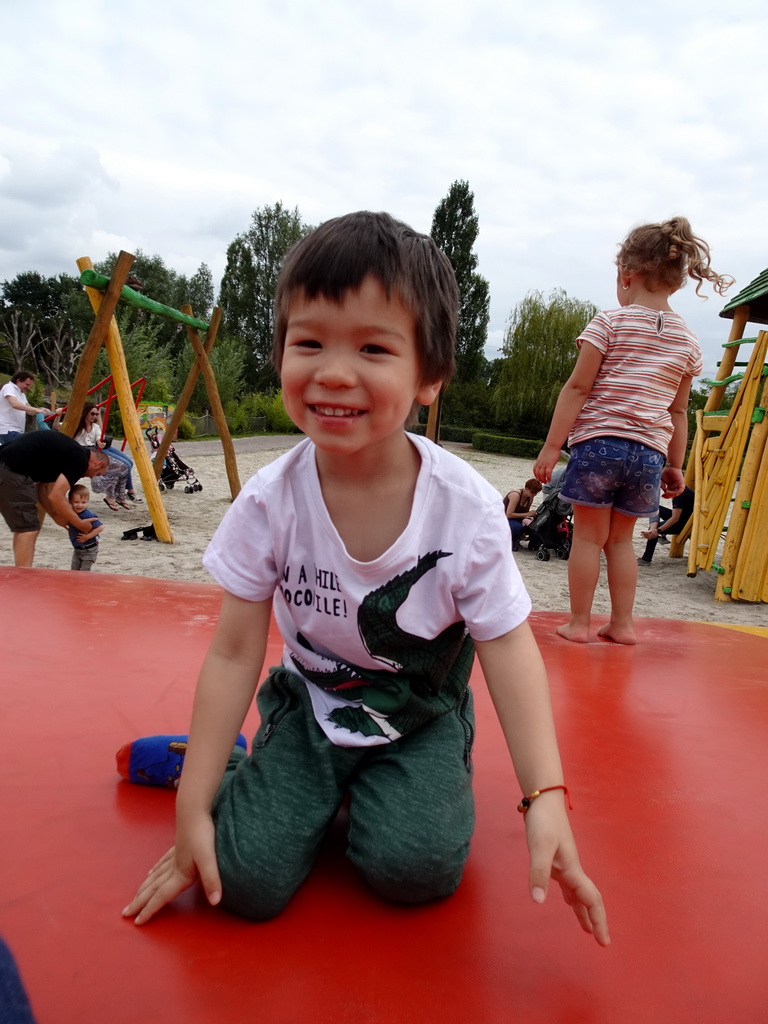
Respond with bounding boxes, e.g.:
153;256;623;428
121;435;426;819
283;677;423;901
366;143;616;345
622;284;630;291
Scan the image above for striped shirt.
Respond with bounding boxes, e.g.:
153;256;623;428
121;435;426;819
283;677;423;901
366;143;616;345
568;305;702;455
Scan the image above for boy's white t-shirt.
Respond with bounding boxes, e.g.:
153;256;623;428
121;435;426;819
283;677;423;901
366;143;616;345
203;433;531;747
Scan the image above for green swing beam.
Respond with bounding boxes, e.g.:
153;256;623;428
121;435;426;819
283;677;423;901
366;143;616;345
78;269;210;331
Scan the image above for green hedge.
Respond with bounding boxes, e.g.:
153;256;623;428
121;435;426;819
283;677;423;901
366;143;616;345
471;433;543;459
409;425;545;456
408;424;475;443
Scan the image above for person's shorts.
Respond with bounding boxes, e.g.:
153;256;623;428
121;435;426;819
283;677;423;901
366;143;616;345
559;437;664;517
0;463;41;533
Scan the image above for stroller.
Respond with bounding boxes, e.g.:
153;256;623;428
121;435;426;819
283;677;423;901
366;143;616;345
146;426;203;494
524;485;572;562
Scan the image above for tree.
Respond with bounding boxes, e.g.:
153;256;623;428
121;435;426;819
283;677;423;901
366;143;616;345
0;272;89;387
176;332;247;415
219;202;310;391
493;289;598;439
430;180;490;384
186;264;214;323
92;312;175;424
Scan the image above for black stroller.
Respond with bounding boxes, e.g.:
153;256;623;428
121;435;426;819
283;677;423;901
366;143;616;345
524;485;572;561
146;426;203;494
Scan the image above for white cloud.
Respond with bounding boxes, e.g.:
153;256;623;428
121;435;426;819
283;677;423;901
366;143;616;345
1;0;766;379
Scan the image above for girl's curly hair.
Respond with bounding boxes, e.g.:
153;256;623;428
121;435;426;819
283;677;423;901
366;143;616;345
617;217;733;297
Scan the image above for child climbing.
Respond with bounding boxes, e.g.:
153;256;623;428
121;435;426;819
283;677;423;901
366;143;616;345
533;217;732;644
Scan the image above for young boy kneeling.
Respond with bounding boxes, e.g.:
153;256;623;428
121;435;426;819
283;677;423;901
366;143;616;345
123;212;609;945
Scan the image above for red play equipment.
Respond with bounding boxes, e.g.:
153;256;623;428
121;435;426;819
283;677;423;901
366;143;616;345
1;567;766;1023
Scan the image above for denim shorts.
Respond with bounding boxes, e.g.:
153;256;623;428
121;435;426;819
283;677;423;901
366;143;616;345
559;437;664;517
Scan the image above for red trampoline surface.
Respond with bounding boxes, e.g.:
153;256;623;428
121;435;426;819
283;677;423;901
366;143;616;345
1;565;766;1024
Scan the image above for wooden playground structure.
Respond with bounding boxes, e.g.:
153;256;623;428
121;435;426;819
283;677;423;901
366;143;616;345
670;267;768;602
57;251;241;542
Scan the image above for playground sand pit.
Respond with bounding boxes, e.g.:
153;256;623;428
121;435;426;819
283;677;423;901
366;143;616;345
5;439;766;629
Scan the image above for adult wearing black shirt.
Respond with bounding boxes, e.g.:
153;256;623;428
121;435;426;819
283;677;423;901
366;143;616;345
0;431;110;567
638;486;695;565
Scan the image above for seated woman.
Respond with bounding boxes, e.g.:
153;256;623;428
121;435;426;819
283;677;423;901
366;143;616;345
503;477;542;551
74;402;134;511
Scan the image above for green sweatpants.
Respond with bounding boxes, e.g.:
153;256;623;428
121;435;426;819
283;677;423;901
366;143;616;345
212;667;476;920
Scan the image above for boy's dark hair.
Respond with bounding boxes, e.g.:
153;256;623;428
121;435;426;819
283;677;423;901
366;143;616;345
11;370;35;384
273;211;459;384
68;484;89;501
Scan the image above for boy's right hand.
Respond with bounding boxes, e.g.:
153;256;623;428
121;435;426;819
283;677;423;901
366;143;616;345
524;795;610;947
122;813;222;925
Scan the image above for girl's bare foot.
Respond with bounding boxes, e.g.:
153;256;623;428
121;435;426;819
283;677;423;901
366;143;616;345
597;623;637;645
556;622;590;643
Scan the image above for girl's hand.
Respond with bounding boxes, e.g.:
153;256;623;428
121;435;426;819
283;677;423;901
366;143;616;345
661;467;684;498
533;444;561;484
524;795;610;947
122;813;221;925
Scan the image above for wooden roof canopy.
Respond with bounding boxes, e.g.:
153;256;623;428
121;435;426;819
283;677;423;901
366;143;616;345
720;267;768;325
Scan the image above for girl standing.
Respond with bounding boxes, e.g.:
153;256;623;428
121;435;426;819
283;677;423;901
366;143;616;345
533;217;732;644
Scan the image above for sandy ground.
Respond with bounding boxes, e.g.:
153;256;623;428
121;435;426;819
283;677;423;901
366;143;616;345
6;436;767;628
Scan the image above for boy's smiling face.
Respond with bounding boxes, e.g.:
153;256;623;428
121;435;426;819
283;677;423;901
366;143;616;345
70;492;88;514
280;276;441;460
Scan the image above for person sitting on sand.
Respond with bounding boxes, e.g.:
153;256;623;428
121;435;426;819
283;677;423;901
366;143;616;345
503;478;542;551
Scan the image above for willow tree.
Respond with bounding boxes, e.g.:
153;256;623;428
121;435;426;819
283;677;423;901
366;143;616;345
493;289;598;438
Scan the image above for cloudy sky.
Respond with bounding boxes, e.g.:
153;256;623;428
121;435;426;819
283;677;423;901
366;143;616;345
1;0;766;377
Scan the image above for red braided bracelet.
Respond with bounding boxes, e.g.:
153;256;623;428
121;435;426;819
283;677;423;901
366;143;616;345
517;785;572;814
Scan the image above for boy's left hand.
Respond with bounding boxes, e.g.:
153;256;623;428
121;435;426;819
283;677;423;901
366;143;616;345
524;796;610;947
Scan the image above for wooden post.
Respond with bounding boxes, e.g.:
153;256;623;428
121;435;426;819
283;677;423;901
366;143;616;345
705;306;750;412
732;425;768;601
690;331;767;573
715;370;768;600
60;252;135;438
684;305;749;490
686;411;704;577
76;256;174;544
78;269;209;330
152;306;221;480
179;305;241;500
